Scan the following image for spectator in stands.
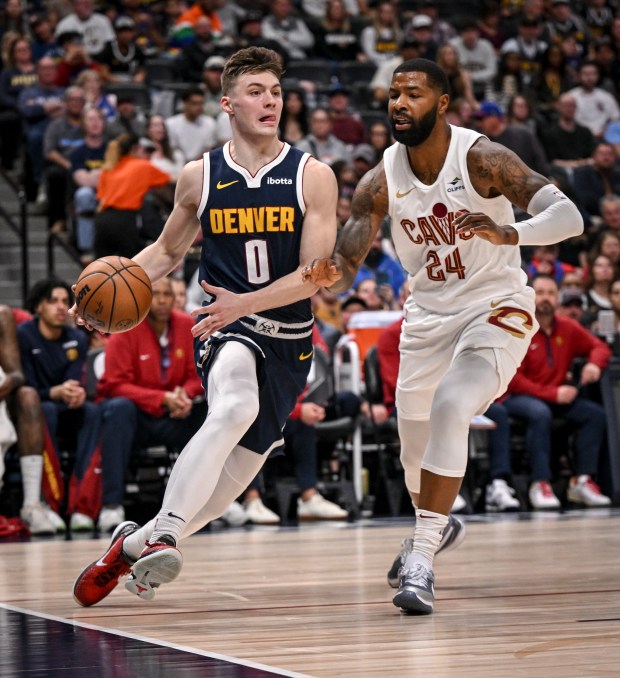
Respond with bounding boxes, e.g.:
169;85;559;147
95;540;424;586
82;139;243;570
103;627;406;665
504;274;612;509
490;50;526;112
55;31;103;88
327;83;365;147
175;15;220;84
75;69;117;122
295;107;351;166
590;36;620;100
527;43;575;118
94;277;207;532
278;87;309;146
360;0;400;67
583;253;615;327
301;0;366;20
17;57;65;203
94;133;171;259
476;3;505;51
414;0;456;46
165;87;217;163
70;107;107;261
0;305;57;535
590;230;620;274
200;54;225;119
351;143;377;182
542;0;590;63
144;114;185;181
232;10;287;63
407;14;438;62
499;16;547;89
311;0;364;66
568;62;620;139
0;36;37;172
370;36;422;108
43;85;86;234
473;100;549;177
584;0;614;41
506;94;540;138
449;17;497;101
573;142;620;222
174;0;224;39
352;230;406;300
526;243;577;284
539;92;596;171
557;287;586;324
607;277;620;356
29;13;62;62
55;0;115;56
94;16;148;84
435;43;478;113
367;119;392;163
170;276;188;312
18;279;102;531
0;0;32;42
261;0;315;61
117;0;167;54
107;92;147;138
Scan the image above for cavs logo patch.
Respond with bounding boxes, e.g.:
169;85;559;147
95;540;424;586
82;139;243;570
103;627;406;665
487;307;534;339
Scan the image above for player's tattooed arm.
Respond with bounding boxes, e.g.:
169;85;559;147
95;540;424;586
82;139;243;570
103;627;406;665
467;138;549;212
302;162;389;292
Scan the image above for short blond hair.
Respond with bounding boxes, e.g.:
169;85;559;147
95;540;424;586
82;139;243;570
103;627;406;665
221;47;282;95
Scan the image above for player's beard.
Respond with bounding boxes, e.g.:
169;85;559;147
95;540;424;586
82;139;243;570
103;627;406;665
391;104;438;147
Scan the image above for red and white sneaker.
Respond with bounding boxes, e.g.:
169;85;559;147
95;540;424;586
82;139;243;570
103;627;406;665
567;475;611;507
73;521;139;607
124;535;182;601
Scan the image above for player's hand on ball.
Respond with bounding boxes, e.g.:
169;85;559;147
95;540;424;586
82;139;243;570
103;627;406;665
190;281;249;341
301;258;342;287
454;210;518;246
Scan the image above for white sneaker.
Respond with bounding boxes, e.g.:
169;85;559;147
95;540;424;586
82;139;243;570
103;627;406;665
97;505;126;533
244;498;280;525
70;512;95;531
485;479;520;512
20;504;55;535
567;475;611;507
529;481;561;510
297;493;348;520
44;505;67;532
220;501;249;527
451;493;467;513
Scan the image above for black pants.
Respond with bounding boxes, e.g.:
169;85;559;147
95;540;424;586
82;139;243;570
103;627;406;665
94;208;144;259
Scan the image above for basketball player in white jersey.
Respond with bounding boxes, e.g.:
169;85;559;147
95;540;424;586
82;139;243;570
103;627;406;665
302;58;583;615
72;47;339;606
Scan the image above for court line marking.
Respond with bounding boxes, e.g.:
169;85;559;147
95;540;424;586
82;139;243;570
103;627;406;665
0;602;312;678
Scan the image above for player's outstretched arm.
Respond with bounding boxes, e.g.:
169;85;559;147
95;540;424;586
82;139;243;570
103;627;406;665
454;138;583;246
133;161;203;284
302;161;389;292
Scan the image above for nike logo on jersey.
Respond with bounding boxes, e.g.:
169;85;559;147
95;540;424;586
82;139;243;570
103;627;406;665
167;511;186;522
396;187;414;198
139;354;150;361
299;351;314;361
216;180;239;189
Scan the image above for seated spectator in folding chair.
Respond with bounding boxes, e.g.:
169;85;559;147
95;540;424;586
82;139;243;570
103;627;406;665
17;279;102;532
95;277;207;533
0;305;57;535
503;274;612;509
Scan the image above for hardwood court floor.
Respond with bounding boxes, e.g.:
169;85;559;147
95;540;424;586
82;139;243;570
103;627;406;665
0;511;619;677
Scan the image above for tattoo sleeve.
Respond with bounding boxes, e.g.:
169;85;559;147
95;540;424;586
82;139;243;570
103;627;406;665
331;165;389;292
468;140;548;213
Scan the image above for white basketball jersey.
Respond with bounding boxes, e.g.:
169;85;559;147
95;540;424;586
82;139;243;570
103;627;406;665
384;125;528;314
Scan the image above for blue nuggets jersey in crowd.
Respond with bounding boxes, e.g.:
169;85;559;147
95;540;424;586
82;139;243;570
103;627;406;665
197;142;311;325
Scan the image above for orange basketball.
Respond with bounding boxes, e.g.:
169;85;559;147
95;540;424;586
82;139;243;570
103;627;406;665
74;256;152;333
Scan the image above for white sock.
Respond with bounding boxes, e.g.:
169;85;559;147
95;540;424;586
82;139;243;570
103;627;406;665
405;508;449;571
20;455;43;507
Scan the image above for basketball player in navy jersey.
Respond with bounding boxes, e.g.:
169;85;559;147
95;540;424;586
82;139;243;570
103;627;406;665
303;59;583;615
72;47;339;606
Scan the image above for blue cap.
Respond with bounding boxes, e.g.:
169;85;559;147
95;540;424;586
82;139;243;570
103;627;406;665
474;101;504;118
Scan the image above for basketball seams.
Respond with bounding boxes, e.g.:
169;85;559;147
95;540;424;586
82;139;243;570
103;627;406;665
75;256;152;334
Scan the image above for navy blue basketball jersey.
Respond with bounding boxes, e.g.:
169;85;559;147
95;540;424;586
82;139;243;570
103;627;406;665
197;142;311;324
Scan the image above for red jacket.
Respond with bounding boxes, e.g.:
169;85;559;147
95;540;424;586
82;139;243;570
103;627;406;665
507;314;611;403
96;310;202;416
